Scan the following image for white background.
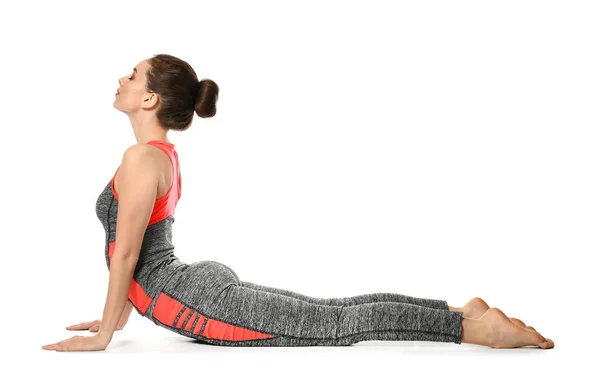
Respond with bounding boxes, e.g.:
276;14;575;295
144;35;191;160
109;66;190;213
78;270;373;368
1;0;597;376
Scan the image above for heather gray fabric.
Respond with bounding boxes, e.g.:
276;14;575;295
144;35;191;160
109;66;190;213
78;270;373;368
96;179;464;347
95;180;187;303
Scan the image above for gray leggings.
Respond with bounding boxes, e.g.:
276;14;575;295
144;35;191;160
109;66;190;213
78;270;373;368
145;260;464;346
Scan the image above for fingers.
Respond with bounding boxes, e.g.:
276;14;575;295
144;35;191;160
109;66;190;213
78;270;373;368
43;342;66;351
42;336;80;351
66;320;100;330
42;335;105;352
66;322;92;330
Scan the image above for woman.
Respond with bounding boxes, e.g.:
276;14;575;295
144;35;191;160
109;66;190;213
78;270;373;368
42;54;554;352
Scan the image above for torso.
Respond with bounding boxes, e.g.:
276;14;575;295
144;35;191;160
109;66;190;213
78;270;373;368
113;144;182;201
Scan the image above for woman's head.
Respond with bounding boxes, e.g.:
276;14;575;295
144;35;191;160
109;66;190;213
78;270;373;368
114;54;219;131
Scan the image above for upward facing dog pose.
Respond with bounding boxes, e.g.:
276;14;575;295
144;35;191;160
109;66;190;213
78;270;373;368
42;54;554;352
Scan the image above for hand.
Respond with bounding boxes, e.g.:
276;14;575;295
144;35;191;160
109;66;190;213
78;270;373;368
42;333;110;352
65;319;124;333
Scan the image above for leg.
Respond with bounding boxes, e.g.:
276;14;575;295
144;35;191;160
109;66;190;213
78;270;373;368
149;261;552;348
200;282;464;346
240;281;450;310
219;262;448;310
196;287;552;348
150;261;463;347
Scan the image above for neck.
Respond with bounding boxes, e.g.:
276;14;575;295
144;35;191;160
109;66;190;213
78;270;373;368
128;112;170;145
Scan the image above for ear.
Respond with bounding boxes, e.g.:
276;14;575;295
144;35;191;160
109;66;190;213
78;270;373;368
142;92;159;109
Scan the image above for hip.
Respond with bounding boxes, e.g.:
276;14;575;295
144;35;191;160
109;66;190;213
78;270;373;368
146;260;241;317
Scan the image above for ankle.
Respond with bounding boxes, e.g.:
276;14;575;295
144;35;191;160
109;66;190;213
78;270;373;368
461;317;491;346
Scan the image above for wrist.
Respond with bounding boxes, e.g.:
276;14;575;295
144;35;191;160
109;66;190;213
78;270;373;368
96;331;114;345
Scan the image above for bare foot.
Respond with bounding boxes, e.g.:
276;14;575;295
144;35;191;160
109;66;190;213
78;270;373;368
504;318;552;347
509;317;525;327
460;297;490;319
508;317;537;333
478;308;554;349
453;298;538;331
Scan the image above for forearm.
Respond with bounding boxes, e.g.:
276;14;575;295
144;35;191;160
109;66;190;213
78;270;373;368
98;254;138;343
118;301;134;328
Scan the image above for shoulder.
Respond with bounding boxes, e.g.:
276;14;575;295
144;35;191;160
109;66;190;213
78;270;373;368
123;143;154;156
121;144;161;173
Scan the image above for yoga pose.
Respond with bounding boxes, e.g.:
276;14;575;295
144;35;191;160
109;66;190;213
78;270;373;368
42;54;554;352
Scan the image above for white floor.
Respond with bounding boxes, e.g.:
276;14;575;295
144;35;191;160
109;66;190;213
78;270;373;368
5;0;597;376
23;316;583;378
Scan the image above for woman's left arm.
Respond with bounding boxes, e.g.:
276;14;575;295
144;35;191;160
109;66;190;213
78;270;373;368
43;145;160;352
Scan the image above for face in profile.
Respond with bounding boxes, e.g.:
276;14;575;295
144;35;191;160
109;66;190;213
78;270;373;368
114;59;156;114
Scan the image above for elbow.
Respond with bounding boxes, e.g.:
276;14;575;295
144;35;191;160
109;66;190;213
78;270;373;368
111;250;139;266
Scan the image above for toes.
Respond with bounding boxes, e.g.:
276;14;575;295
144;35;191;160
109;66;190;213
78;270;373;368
526;326;536;332
509;317;526;327
539;338;554;349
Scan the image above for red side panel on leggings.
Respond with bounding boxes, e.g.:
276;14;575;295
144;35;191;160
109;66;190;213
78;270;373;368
184;312;198;331
176;308;192;328
202;318;276;341
193;316;204;334
152;292;276;341
153;292;185;326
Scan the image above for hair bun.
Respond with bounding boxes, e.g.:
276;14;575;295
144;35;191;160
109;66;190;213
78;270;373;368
195;79;219;118
147;53;219;131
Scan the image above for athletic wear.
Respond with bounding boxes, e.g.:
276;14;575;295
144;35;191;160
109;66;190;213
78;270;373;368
95;140;464;346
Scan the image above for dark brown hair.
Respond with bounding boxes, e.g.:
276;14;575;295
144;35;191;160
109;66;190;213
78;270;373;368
146;54;219;131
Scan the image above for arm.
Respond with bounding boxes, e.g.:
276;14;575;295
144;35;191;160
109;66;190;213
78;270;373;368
97;145;160;345
66;300;133;333
117;301;134;329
